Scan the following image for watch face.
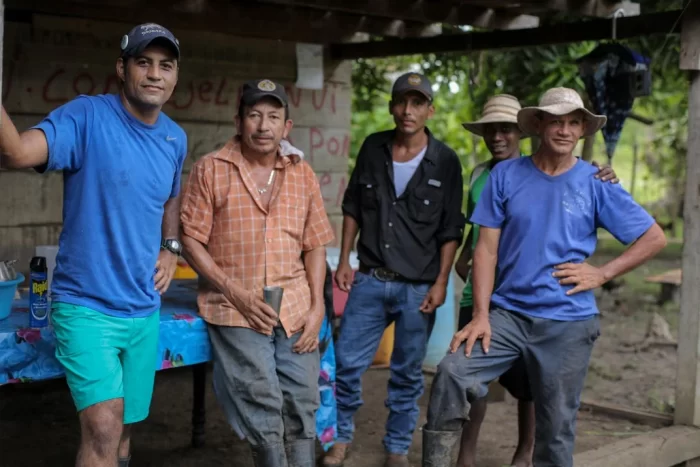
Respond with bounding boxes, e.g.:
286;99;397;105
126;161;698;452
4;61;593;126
170;240;181;250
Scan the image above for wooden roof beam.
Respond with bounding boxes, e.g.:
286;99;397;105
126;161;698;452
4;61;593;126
506;0;640;17
5;0;442;42
330;9;681;60
251;0;522;26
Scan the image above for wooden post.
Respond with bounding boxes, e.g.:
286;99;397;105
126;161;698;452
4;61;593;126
675;1;700;427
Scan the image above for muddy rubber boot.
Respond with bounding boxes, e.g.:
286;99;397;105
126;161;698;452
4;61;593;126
285;438;316;467
251;442;289;467
422;427;461;467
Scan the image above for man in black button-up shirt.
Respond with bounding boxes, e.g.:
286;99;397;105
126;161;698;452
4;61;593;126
322;73;464;467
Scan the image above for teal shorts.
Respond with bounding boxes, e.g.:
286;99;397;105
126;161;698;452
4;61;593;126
51;302;160;424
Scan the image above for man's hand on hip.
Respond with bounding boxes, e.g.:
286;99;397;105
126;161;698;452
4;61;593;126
419;282;447;314
553;262;608;295
154;250;178;295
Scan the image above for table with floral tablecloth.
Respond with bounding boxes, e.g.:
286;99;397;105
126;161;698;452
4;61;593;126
0;280;337;450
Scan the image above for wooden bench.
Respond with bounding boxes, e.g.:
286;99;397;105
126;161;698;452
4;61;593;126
645;268;682;305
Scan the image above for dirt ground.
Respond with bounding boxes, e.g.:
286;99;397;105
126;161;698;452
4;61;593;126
0;252;681;467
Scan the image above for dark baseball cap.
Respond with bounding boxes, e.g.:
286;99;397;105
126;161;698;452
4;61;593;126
120;23;180;60
240;79;289;108
392;72;433;101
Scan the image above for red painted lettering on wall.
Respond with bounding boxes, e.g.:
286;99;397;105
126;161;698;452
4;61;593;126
215;79;229;106
43;69;68;104
198;81;213;103
336;175;347;208
73;73;96;96
319;172;332;204
30;68;340;115
307;128;351;162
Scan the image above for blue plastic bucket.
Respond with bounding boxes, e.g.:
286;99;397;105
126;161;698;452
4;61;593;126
0;273;24;320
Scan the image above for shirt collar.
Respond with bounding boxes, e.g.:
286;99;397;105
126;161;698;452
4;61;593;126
377;127;438;164
213;136;302;168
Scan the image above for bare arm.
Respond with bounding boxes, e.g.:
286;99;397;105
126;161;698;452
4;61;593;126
600;224;667;281
182;234;239;297
471;226;501;319
0;107;49;169
162;195;181;239
454;229;474;282
303;246;327;310
436;240;459;287
153;194;184;294
339;215;359;265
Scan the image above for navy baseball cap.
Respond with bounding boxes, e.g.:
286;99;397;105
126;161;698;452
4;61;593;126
120;23;180;60
240;79;289;108
392;72;433;101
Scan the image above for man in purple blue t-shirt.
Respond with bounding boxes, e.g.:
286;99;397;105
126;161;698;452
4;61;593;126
422;88;667;467
0;24;186;467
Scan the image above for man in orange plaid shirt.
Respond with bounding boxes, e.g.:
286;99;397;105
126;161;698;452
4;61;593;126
180;79;334;467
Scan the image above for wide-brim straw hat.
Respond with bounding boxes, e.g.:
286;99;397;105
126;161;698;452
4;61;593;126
517;87;607;138
462;94;526;138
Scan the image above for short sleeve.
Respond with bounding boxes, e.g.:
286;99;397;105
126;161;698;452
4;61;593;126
170;133;188;198
470;170;505;229
595;183;655;245
32;95;93;173
303;165;335;251
180;159;215;245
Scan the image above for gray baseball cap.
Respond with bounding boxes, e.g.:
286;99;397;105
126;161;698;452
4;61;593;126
120;23;180;60
391;72;433;101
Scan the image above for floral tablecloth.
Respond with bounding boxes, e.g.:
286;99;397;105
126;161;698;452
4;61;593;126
0;280;337;449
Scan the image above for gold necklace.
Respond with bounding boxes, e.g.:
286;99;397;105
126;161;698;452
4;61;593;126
257;170;276;195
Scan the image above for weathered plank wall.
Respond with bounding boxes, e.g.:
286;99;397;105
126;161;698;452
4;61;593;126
0;15;351;274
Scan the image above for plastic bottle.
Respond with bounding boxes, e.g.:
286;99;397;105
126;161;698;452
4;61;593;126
29;256;49;328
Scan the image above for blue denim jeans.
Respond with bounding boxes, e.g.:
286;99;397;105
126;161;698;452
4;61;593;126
426;308;600;467
335;271;435;455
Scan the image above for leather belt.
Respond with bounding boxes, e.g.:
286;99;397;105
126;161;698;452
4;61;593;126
358;263;405;282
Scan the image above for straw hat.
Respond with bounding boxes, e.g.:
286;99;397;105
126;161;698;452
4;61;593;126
517;87;607;138
462;94;523;137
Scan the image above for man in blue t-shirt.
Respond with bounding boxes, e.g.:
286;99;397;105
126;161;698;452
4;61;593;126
422;88;667;467
0;24;187;467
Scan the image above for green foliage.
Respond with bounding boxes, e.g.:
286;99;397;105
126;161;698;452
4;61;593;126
349;30;689;218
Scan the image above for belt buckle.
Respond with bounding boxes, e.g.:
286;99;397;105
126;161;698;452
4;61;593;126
374;267;397;282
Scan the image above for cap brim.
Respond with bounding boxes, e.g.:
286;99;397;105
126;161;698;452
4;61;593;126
392;89;433;101
127;36;180;59
517;104;607;138
241;92;287;108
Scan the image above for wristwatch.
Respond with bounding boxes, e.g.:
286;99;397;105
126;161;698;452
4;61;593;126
161;238;182;256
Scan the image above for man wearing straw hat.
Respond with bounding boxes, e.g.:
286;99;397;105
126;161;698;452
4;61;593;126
423;87;666;467
454;94;618;467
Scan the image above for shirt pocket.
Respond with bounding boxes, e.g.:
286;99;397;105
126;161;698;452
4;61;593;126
277;194;307;240
358;174;379;210
409;185;442;223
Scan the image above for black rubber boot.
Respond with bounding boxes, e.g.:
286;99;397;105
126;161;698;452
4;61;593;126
421;427;461;467
285;438;316;467
251;442;289;467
